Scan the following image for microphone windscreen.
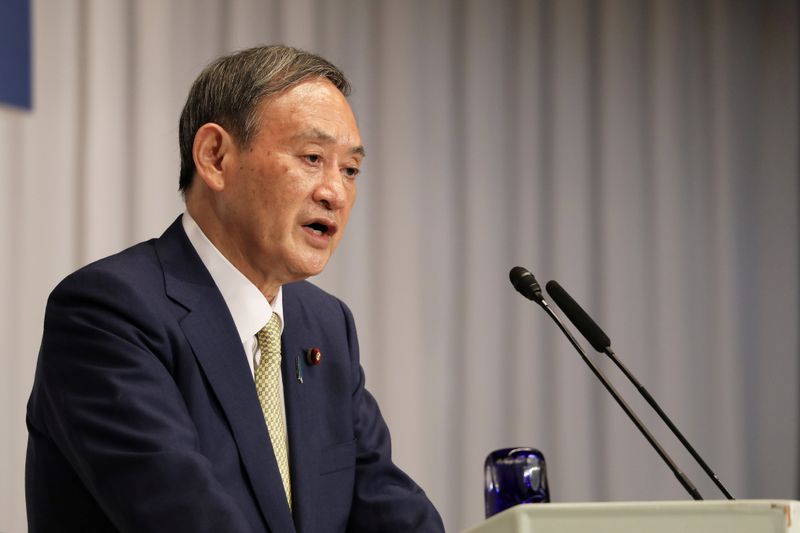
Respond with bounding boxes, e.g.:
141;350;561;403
545;280;611;352
509;267;542;302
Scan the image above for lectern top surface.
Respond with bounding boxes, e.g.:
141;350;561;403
462;500;800;533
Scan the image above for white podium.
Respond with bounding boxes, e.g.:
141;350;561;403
462;500;800;533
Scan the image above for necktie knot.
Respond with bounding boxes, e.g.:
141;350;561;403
256;313;282;368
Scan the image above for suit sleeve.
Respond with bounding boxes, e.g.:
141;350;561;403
26;268;255;533
338;301;445;532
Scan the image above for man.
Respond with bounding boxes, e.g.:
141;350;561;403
26;45;444;533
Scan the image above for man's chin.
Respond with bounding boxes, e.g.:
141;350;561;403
287;255;331;281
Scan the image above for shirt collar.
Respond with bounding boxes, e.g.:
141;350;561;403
182;212;284;342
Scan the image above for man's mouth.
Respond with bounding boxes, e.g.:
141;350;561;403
302;219;337;237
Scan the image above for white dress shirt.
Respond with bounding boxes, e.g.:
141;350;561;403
181;212;288;431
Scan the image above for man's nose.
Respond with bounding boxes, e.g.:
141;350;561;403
313;166;347;210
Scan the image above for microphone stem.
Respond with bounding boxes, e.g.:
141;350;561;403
604;347;734;500
537;300;703;501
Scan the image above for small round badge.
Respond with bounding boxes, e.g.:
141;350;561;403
306;348;322;366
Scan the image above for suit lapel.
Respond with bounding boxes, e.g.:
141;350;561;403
154;218;296;533
281;286;322;533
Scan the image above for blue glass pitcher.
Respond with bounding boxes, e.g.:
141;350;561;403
484;447;550;518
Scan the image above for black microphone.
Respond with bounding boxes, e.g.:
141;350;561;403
509;267;703;500
544;281;610;352
545;280;735;500
509;266;544;303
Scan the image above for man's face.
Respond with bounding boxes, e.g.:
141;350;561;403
216;78;363;290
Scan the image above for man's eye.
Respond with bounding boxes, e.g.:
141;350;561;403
304;154;321;164
343;167;359;178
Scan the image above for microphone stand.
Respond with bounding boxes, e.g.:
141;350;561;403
604;347;734;500
544;278;734;500
510;268;702;500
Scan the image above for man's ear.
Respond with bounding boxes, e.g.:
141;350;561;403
193;123;236;192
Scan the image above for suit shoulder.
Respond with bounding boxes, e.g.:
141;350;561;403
284;279;347;305
50;239;163;303
283;280;353;318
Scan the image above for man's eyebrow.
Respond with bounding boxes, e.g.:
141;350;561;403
293;128;366;158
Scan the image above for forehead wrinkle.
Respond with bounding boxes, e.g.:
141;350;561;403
293;127;366;158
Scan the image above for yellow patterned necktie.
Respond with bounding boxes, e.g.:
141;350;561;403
255;312;292;509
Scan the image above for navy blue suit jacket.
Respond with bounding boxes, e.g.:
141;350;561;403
26;218;444;533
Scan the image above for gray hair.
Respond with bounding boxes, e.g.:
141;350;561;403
178;45;351;191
